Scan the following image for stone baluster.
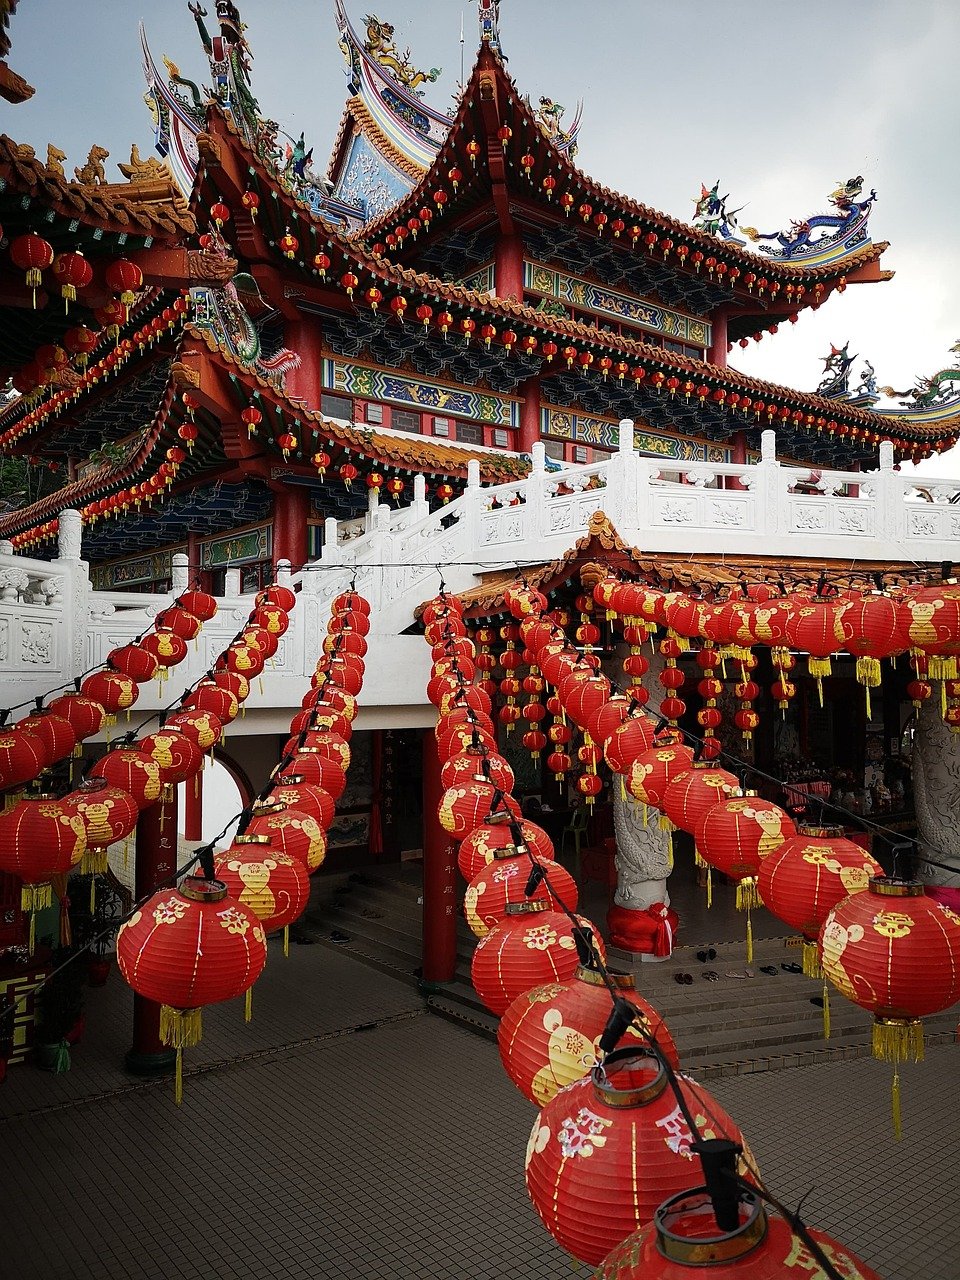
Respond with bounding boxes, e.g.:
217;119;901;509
525;442;546;540
56;508;83;562
276;558;292;586
757;428;783;539
171;552;189;595
224;568;241;598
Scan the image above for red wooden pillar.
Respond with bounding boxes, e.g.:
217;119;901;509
273;485;310;570
707;307;728;368
726;430;748;490
125;791;179;1076
494;233;524;302
183;769;203;841
420;730;457;988
282;314;322;411
518;375;541;453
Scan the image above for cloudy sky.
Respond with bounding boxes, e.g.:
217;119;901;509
8;0;959;471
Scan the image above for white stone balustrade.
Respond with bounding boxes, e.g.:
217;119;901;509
1;428;959;727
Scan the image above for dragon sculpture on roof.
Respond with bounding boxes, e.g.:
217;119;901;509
739;176;877;262
880;342;960;409
362;13;441;96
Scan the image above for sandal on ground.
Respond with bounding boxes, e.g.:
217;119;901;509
725;970;749;980
759;965;779;976
781;962;803;974
696;948;718;963
674;971;694;985
702;970;720;982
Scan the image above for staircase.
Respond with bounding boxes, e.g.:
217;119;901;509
299;866;959;1076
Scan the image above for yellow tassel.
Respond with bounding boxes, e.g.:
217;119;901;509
736;877;761;911
706;865;712;910
873;1017;924;1063
658;813;674;833
80;848;109;876
89;876;96;914
694;847;707;869
284;924;290;957
822;980;831;1040
642;804;648;828
892;1069;902;1141
29;910;36;954
802;939;823;978
865;685;872;719
745;907;753;963
929;655;958;682
22;883;52;913
808;656;832;680
245;987;253;1023
856;655;881;688
620;776;626;802
160;1005;203;1049
175;1047;184;1107
816;675;824;707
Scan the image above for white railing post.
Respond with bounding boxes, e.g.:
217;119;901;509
0;539;13;557
171;552;189;594
875;438;904;549
525;443;545;539
56;508;83;563
757;428;783;539
276;558;292;586
411;473;430;522
609;418;640;534
224;568;241;598
462;459;483;556
320;517;341;566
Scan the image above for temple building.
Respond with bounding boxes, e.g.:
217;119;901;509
2;1;960;985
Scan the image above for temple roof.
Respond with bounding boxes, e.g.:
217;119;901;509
0;0;33;103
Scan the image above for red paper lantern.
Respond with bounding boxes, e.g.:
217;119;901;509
595;1188;881;1279
183;682;239;725
47;693;106;742
155;605;203;640
268;775;335;829
438;782;521;839
140;630;189;671
244;804;327;872
758;825;883;976
822;877;960;1069
435;722;497;762
696;796;796;885
498;965;679;1104
0;793;87;906
457;819;555;880
105;258;144;306
898;582;960;681
661;764;739;836
471;904;604;1016
0;730;48;791
257;584;296;612
464;852;577;937
441;750;514;792
525;1048;751;1265
108;643;160;684
215;838;310;933
64;777;139;874
116;875;266;1095
784;599;848;696
14;709;76;768
626;743;695;809
81;670;139;716
138;730;204;788
243;625;279;659
177;590;218;621
162;709;223;752
88;749;163;809
52;250;93;309
251;603;289;636
604;713;656;774
284;749;346;801
10;231;54;305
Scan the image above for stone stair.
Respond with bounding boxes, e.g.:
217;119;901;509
300;865;960;1075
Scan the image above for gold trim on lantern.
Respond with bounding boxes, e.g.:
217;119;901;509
160;1004;203;1048
592;1049;667;1108
252;801;285;815
873;1016;924;1063
576;964;635;991
180;876;227;903
869;877;924;898
234;834;272;846
797;824;844;838
504;900;549;916
655;1190;767;1265
492;843;522;861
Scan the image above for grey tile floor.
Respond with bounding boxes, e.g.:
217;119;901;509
2;925;957;1277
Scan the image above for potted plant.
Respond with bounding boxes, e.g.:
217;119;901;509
69;873;124;987
33;946;84;1073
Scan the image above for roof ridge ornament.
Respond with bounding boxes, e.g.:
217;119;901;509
478;0;502;52
739;175;878;263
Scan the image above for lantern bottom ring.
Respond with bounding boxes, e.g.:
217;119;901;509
655;1188;766;1265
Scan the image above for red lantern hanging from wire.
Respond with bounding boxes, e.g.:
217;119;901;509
0;794;87;942
215;836;310;953
471;903;604;1016
464;851;578;938
784;597;848;705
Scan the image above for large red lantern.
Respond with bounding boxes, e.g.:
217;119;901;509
47;693;106;743
215;835;310;945
267;775;335;829
244;803;328;872
438;782;521;839
498;966;679;1105
441;749;515;792
64;777;139;875
841;593;905;715
604;713;656;774
457;819;555;880
104;258;144;310
282;749;346;801
898;582;960;681
784;599;848;702
464;852;577;937
471;903;604;1016
108;643;160;684
116;875;266;1100
10;231;54;306
0;793;87;919
822;877;960;1061
595;1188;881;1279
661;764;739;837
0;730;48;791
138;730;204;790
140;630;189;673
525;1048;752;1266
14;710;76;768
758;825;882;977
81;669;139;716
155;605;203;640
626;743;694;810
182;681;239;725
88;749;163;809
162;709;223;752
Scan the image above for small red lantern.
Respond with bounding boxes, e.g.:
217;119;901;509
436;482;455;504
498;964;679;1105
268;775;335;829
525;1048;751;1266
182;681;239;726
138;730;204;791
64;778;139;875
312;450;331;476
105;258;144;312
52;250;93;311
241;190;260;218
464;852;577;938
241;405;262;437
117;876;266;1100
10;231;55;306
88;748;163;809
784;599;848;702
210;201;230;228
81;669;139;716
164;709;223;752
245;803;328;872
154;605;203;641
279;228;299;259
339;462;359;488
340;271;358;298
471;903;604;1016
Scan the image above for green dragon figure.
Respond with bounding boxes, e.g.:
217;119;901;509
880;342;960;409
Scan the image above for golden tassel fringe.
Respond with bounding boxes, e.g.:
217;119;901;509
892;1069;902;1142
736;877;761;911
873;1017;924;1064
22;883;52;913
642;804;648;828
160;1005;203;1049
80;848;109;876
244;987;253;1023
802;939;823;978
808;656;833;679
929;655;957;682
822;980;831;1040
694;847;707;869
658;813;674;833
745;908;753;964
856;656;881;688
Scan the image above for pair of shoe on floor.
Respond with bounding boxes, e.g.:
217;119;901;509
674;969;720;984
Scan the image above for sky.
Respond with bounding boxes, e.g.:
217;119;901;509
6;0;959;473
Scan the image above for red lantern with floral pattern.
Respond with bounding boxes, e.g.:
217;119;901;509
464;853;577;938
471;903;604;1016
457;819;555;880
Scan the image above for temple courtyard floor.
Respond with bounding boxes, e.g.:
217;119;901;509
1;892;958;1279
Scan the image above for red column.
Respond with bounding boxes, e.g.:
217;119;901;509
273;485;310;570
726;429;748;490
494;233;524;302
183;769;203;841
421;730;457;988
707;308;728;368
125;791;179;1075
519;375;541;453
282;314;323;411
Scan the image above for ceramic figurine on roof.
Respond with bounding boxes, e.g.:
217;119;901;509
880;342;960;412
692;181;745;243
531;95;582;160
817;342;856;398
741;176;877;265
478;0;501;52
361;13;441;96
